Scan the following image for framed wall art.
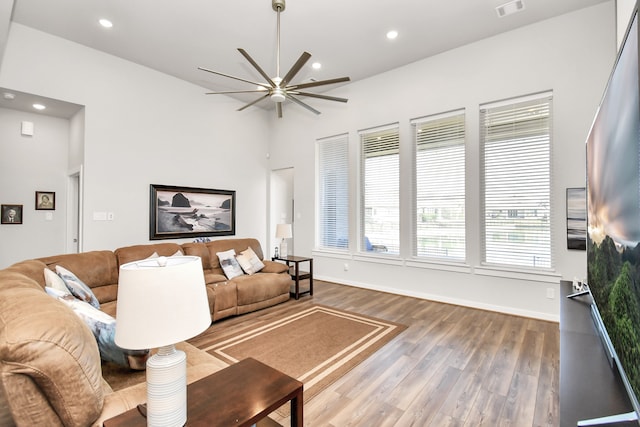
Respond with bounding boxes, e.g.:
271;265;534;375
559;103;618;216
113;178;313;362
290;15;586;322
35;191;55;210
566;187;587;250
149;184;236;240
1;204;23;224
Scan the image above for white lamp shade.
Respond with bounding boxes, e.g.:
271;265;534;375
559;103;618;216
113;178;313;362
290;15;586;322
115;255;211;350
275;223;292;239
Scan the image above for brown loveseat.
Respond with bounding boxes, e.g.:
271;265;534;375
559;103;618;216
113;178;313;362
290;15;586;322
0;238;292;426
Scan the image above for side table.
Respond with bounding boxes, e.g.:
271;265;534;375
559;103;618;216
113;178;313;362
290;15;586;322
103;357;303;427
272;255;313;300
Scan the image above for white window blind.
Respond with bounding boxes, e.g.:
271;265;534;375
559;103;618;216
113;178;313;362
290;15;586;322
480;93;553;269
317;134;349;250
360;125;400;254
412;111;466;261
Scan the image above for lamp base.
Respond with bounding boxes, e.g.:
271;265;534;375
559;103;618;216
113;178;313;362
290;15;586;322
146;344;187;427
280;240;288;258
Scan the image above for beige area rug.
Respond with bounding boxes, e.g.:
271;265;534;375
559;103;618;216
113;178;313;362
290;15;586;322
198;304;406;416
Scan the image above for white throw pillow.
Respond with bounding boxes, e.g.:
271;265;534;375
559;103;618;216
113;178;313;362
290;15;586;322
44;268;69;293
236;247;265;275
216;249;244;280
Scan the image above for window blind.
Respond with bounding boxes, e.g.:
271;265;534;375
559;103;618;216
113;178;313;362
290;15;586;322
412;111;466;261
480;93;553;269
359;125;400;254
317;134;349;250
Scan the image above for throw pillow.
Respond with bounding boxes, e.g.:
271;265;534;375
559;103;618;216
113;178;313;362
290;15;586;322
236;247;265;275
44;268;69;293
45;287;149;370
55;265;101;309
216;249;244;279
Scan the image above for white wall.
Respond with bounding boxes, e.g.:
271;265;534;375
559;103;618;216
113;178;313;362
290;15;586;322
0;23;271;267
268;2;617;321
0;108;69;264
0;3;618;320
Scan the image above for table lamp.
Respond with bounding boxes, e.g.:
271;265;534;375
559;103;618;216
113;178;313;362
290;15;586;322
115;255;211;427
275;223;292;257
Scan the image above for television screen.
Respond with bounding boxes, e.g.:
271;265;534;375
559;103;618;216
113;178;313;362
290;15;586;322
586;7;640;418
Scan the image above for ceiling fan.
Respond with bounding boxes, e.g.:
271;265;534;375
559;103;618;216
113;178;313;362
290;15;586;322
198;0;350;118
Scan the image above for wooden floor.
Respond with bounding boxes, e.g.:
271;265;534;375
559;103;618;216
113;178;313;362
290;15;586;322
189;280;559;427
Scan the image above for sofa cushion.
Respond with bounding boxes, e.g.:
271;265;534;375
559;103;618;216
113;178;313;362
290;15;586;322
0;284;104;426
114;243;183;267
234;273;292;306
205;238;265;270
38;251;120;305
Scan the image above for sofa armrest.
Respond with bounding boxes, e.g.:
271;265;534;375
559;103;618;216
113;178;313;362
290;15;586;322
260;260;290;274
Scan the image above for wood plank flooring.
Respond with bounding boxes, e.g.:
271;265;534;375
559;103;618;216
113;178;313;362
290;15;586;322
188;280;559;427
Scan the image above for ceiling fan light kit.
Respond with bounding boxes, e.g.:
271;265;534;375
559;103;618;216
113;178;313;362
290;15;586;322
199;0;350;118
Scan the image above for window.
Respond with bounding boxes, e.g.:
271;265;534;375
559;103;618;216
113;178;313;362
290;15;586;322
360;125;400;254
317;134;349;250
480;93;552;269
412;111;466;261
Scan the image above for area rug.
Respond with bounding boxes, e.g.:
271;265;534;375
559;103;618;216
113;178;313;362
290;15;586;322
198;304;406;416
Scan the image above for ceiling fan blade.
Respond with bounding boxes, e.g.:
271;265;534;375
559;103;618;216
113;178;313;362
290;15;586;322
280;51;312;88
293;91;348;103
287;94;321;115
198;67;267;88
205;90;269;95
237;93;270;112
238;48;276;88
290;76;351;90
276;102;283;118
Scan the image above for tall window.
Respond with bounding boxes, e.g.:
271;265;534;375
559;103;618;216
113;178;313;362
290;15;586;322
317;134;349;250
360;125;400;254
413;111;466;261
480;93;553;269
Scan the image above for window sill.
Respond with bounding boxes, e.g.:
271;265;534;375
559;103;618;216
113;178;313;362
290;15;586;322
474;264;560;283
406;258;472;274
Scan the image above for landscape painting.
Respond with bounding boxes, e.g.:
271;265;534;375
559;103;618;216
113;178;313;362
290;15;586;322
150;184;235;240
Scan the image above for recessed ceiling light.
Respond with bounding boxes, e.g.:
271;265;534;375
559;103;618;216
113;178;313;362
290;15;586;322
496;0;525;18
386;30;398;40
33;103;46;110
312;62;322;70
99;18;113;28
2;92;15;100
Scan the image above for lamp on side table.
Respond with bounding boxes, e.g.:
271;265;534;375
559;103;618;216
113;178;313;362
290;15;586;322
115;255;211;427
275;223;292;258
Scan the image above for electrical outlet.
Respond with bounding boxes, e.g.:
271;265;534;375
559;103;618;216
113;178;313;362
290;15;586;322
344;263;349;271
546;288;555;299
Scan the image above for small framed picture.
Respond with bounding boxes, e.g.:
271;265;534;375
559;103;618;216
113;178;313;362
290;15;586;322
1;204;23;224
35;191;55;210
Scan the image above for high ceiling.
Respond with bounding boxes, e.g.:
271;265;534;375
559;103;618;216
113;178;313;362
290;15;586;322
1;0;610;116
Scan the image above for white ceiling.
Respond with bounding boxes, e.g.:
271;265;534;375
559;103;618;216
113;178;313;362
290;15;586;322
1;0;610;116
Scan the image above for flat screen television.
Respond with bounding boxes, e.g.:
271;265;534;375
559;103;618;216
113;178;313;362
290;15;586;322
585;2;640;425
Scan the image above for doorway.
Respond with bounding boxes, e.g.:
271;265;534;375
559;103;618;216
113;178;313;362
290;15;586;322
66;167;82;253
270;167;294;258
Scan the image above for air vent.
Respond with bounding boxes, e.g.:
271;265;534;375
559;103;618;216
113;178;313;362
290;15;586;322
496;0;525;18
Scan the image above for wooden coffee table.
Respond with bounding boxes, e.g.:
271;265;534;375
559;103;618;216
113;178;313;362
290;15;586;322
103;357;303;427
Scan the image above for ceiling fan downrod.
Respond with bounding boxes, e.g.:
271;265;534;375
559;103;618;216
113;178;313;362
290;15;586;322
273;0;285;84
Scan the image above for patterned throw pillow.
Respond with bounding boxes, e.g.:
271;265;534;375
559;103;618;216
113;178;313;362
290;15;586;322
236;247;265;275
45;287;149;370
55;265;101;309
216;249;245;279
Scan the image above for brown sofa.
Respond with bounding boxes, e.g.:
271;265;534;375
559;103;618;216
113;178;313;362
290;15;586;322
0;238;292;426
